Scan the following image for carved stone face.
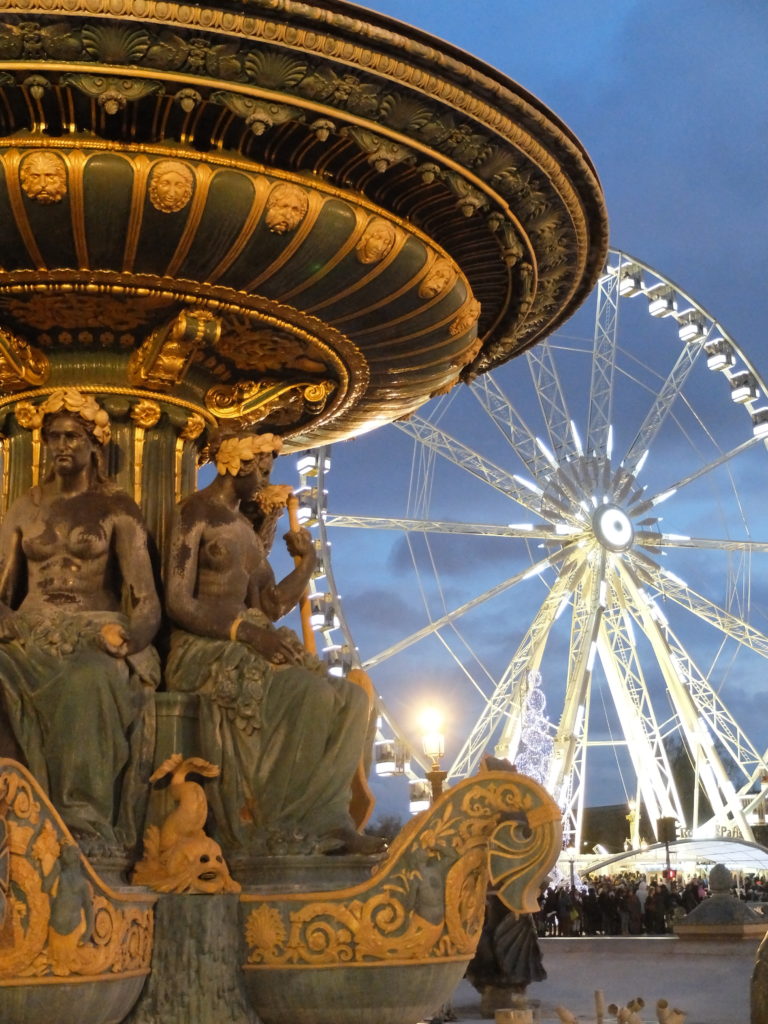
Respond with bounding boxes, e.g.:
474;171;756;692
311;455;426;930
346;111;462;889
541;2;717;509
165;835;237;894
149;160;194;213
265;184;308;234
356;218;396;264
419;258;456;299
20;152;67;204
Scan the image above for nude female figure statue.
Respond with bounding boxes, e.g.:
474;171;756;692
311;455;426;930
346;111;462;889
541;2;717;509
164;431;382;856
0;390;161;851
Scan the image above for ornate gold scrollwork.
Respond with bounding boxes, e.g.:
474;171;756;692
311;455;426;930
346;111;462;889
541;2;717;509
128;309;221;390
0;327;49;391
242;770;561;969
0;759;154;984
205;379;335;427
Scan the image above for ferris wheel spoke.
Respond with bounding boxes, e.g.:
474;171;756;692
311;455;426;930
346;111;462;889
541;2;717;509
547;552;607;812
622;338;706;477
597;578;684;824
471;373;555;482
630;557;768;658
324;513;561;540
617;562;755;836
638;435;762;511
363;543;578;670
394;414;547;518
619;559;768;779
646;534;768;554
447;553;587;781
586;261;621;458
527;341;580;462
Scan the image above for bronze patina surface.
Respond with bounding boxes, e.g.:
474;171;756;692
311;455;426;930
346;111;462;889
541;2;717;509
0;0;607;450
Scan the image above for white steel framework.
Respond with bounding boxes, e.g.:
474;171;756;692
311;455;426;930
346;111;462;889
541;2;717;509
296;250;768;849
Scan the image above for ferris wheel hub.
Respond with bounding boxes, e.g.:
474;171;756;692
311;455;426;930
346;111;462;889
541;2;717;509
592;504;635;552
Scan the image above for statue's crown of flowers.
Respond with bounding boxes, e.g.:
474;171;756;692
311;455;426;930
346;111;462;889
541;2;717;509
15;388;111;445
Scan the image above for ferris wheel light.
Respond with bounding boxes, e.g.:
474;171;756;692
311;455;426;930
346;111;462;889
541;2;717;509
586;642;597;672
649;600;668;626
729;371;759;404
662;568;687;587
651;488;677;507
570;420;584;454
522;564;545;581
513;473;543;496
574;704;586;734
634;449;650;474
535;436;558;468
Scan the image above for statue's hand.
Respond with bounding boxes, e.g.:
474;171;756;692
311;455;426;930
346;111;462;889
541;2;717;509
0;610;17;643
98;622;129;658
236;621;300;666
283;527;315;562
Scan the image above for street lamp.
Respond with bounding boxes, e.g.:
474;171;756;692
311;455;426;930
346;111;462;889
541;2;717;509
420;707;447;803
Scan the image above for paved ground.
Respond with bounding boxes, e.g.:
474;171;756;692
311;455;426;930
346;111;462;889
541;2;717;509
435;936;764;1023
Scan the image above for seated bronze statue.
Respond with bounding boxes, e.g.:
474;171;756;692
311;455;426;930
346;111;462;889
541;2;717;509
164;431;382;856
0;390;161;853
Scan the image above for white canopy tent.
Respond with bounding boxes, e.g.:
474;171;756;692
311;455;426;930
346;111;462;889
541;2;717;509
584;837;768;876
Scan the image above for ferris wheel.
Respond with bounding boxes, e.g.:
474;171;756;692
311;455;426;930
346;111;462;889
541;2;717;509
296;250;768;851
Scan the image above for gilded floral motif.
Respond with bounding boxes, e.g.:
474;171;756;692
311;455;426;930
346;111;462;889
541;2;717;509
0;294;174;333
242;769;561;968
215;323;328;376
16;390;111;445
130;400;161;429
214;433;282;475
180;412;206;441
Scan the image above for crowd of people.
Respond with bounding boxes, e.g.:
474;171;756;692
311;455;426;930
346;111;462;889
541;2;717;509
536;871;768;937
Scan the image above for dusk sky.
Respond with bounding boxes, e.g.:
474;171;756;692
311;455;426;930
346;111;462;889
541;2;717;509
269;1;768;824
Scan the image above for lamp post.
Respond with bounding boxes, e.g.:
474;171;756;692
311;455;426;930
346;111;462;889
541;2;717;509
420;708;447;804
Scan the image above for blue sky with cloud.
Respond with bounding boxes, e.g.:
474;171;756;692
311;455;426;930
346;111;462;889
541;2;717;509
266;1;768;821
